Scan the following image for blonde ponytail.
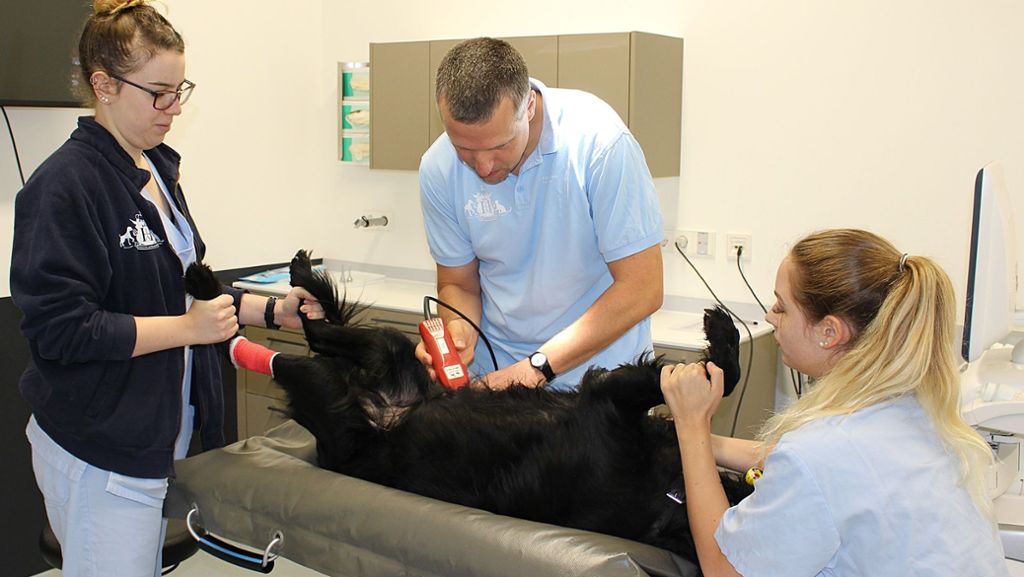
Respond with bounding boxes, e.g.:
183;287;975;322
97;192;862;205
757;229;994;518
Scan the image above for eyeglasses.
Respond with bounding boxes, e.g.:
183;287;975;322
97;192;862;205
109;74;195;110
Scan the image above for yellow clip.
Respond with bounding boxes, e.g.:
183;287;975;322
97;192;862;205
744;467;763;486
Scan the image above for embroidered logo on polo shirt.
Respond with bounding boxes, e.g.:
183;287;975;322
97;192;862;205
118;213;163;251
464;191;510;222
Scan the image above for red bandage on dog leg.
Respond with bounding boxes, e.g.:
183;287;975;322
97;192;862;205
229;336;279;377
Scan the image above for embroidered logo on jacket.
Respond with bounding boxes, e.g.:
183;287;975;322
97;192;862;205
118;213;163;251
464;191;510;222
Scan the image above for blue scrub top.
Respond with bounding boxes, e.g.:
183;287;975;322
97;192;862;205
717;395;1010;576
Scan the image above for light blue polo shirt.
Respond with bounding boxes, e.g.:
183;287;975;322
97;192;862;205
419;79;663;389
717;395;1010;576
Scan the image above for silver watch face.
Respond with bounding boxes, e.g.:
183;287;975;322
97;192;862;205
531;352;547;368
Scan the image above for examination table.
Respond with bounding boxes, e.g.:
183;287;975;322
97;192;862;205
164;420;700;577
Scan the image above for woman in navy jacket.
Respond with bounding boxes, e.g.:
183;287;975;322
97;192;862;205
10;2;320;574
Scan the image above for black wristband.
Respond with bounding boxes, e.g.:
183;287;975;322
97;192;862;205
264;296;280;330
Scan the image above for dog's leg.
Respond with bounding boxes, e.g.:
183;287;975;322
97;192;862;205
578;354;666;415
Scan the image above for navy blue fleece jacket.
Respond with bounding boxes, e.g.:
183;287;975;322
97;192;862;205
11;116;244;478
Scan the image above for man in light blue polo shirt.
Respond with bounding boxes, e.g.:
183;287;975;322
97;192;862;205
417;37;664;390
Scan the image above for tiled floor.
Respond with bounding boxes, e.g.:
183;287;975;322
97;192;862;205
32;550;329;577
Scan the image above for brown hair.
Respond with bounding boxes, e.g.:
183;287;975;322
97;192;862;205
787;228;903;344
75;0;184;105
435;37;530;124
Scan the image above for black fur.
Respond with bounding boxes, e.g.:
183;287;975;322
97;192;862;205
701;305;741;396
184;252;751;564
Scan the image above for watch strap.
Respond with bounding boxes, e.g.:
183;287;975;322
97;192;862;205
264;296;280;330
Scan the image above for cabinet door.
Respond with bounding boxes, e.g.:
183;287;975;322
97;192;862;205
557;33;631;124
244;393;290;439
362;307;423;342
428;39;463;146
502;35;558;88
428;36;558;147
370;41;431;170
629;32;683;178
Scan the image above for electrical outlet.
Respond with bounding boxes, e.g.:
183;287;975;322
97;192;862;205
661;230;688;253
725;233;752;261
675;230;715;257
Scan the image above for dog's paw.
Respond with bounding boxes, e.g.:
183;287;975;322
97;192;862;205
290;249;314;286
702;306;741;396
184;261;222;301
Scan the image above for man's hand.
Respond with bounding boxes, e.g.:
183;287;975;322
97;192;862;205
415;318;477;382
478;357;545;391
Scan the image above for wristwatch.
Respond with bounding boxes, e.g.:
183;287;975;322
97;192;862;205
529;351;556;383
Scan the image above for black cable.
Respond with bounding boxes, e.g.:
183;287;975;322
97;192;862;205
423;295;498;372
734;246;805;399
1;105;27;186
735;246;768;314
674;242;753;437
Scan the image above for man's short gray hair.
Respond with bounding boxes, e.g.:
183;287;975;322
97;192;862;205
435;37;530;124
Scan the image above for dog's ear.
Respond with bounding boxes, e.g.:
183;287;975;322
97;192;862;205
184;261;222;301
701;306;741;396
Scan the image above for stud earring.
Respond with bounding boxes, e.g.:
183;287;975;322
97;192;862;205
819;341;827;348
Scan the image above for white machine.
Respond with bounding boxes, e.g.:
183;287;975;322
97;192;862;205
958;161;1024;563
962;337;1024;561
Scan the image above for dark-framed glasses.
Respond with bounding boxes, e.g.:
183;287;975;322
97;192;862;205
109;74;195;110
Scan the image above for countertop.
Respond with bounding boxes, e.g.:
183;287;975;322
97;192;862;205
234;270;773;351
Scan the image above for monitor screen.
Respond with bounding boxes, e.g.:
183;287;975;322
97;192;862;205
0;0;91;107
962;162;1019;363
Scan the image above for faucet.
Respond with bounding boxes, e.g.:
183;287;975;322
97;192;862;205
353;215;389;229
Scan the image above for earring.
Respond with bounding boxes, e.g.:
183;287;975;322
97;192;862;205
100;97;110;104
819;341;827;348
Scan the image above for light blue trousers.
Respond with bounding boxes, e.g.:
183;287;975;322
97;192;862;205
27;412;192;577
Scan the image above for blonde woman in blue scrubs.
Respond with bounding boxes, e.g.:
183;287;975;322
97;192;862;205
661;229;1009;576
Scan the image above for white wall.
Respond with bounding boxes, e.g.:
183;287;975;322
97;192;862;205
2;0;1022;320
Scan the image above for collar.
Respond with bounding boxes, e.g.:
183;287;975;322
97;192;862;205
70;116;182;191
529;78;559;157
515;79;559;175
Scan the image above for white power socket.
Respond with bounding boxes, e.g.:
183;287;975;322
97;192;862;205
672;230;715;257
725;233;752;261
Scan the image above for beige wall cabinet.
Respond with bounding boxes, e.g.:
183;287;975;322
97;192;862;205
655;334;778;440
369;32;683;177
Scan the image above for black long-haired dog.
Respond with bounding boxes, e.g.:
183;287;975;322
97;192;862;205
184;251;750;563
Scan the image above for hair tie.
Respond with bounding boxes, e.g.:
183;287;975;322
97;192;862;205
898;253;909;272
97;0;147;18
